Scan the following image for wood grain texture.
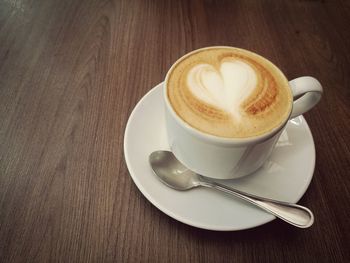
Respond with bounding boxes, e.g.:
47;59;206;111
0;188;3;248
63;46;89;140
0;0;349;262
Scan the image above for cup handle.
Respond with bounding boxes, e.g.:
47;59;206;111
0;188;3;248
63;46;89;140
289;76;323;119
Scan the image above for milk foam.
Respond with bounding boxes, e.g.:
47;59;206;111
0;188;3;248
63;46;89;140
167;47;293;138
187;59;257;120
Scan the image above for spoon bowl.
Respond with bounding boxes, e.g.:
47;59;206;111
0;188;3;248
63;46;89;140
149;151;201;190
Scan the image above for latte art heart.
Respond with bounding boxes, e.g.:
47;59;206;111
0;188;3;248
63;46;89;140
166;47;293;138
187;60;257;120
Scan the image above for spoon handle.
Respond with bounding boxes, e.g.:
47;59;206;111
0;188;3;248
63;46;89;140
200;180;314;228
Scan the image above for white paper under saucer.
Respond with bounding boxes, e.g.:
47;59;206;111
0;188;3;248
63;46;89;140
124;83;315;231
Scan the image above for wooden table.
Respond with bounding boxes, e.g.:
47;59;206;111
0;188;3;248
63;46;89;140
1;0;349;262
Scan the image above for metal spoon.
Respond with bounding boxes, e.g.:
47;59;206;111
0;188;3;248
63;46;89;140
149;150;314;228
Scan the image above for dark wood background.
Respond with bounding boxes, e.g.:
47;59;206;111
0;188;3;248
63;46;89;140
1;0;349;262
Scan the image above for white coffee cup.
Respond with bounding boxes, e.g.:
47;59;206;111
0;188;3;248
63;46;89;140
164;47;322;179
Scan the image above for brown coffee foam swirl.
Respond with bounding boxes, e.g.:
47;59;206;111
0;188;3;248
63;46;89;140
167;48;292;138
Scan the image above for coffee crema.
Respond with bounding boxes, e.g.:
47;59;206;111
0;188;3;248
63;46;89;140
166;47;293;138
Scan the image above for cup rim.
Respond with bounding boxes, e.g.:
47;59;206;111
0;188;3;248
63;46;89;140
164;46;292;146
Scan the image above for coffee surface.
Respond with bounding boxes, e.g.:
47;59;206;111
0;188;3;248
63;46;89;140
166;47;293;138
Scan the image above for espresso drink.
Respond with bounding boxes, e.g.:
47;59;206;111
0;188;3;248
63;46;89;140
166;47;293;138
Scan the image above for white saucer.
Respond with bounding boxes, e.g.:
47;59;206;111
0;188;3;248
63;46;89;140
124;83;315;231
